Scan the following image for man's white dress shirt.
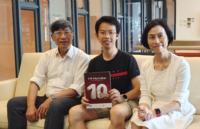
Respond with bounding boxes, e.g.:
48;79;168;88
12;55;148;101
30;45;90;97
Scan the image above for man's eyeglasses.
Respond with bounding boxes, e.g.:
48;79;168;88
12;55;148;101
54;31;72;38
99;31;116;36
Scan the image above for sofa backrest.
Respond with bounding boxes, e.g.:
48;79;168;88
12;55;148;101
184;57;200;115
15;53;97;97
133;55;153;70
15;53;46;97
15;53;199;115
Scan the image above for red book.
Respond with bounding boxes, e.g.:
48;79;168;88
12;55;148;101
84;71;112;109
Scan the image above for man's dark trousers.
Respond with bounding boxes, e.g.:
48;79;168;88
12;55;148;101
7;95;81;129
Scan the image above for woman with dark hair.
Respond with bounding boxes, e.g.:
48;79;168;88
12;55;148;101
127;19;196;129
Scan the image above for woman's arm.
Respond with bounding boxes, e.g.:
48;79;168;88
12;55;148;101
139;61;152;108
157;101;180;115
137;61;153;120
158;58;190;116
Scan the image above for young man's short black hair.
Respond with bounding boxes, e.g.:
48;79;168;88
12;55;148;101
141;19;174;49
50;19;73;34
95;16;121;36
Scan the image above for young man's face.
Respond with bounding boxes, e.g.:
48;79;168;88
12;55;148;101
51;27;73;50
96;22;119;49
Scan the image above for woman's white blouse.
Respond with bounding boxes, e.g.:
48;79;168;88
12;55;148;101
139;53;191;115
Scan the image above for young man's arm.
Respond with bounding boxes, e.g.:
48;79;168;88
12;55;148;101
109;76;140;103
110;55;141;103
25;82;39;122
122;55;140;101
124;76;140;100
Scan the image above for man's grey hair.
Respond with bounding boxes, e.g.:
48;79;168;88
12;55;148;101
50;19;73;33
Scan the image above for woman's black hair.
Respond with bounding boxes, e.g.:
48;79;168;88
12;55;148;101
141;19;174;49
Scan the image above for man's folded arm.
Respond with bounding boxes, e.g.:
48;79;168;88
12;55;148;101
56;56;90;98
27;82;40;107
30;54;48;90
69;56;90;97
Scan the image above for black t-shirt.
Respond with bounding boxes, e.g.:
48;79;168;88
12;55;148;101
87;50;140;94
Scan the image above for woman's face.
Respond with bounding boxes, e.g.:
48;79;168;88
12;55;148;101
147;25;169;53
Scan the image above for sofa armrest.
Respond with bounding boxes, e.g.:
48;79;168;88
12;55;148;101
0;78;17;101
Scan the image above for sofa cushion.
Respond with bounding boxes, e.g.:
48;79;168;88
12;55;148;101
187;115;200;129
0;100;8;128
15;53;46;97
86;118;110;128
27;115;69;129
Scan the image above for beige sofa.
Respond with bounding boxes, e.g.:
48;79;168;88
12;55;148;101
0;53;199;129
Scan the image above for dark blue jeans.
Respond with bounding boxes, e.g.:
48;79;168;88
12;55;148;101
7;95;81;129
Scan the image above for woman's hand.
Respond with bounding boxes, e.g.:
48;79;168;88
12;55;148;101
138;106;148;121
137;106;155;121
145;111;155;121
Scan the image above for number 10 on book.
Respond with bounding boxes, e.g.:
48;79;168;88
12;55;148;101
84;72;112;109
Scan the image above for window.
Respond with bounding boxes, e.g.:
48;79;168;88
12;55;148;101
125;1;141;52
0;0;16;80
21;10;36;53
90;0;102;54
41;0;50;52
78;15;86;52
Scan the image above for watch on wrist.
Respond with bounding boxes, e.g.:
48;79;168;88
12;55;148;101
51;94;57;99
121;94;128;102
154;108;161;117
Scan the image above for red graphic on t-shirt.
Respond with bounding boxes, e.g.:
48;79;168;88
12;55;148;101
110;71;128;77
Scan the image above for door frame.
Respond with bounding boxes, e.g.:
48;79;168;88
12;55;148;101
12;0;43;77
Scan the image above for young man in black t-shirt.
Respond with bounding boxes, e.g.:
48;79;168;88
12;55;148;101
69;16;140;129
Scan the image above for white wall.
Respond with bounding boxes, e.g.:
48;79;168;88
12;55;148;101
101;0;112;16
176;0;200;40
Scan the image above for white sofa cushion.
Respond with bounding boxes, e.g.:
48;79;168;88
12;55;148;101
26;115;69;129
0;100;9;128
187;115;200;129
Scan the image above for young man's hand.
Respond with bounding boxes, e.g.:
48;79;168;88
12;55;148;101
26;106;39;122
38;98;52;119
109;89;124;103
81;96;90;108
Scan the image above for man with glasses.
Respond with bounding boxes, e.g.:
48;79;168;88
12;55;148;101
68;16;141;129
7;19;90;129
